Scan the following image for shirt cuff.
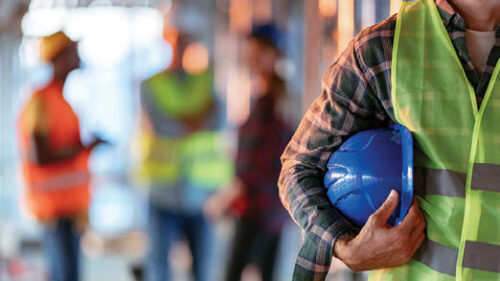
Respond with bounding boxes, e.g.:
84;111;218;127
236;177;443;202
293;209;357;280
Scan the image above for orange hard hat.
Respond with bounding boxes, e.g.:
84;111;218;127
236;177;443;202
39;31;74;62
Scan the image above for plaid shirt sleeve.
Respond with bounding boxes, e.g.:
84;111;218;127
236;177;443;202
278;21;393;280
279;0;500;278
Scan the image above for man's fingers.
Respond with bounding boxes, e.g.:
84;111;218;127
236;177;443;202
396;200;421;233
370;189;399;225
409;215;426;242
410;233;426;257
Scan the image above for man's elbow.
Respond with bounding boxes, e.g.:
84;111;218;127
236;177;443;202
27;148;49;165
27;134;52;165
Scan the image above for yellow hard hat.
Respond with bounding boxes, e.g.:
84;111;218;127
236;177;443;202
39;31;74;62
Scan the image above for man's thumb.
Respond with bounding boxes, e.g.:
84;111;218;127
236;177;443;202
371;189;399;225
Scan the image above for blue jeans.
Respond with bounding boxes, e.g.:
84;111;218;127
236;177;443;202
42;218;80;281
146;205;213;281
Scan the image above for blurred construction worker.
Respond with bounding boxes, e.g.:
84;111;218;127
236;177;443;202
17;31;105;281
279;0;500;280
137;30;232;281
205;23;292;281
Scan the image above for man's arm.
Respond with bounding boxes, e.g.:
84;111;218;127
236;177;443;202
279;30;426;279
278;38;387;278
25;94;101;165
28;133;101;165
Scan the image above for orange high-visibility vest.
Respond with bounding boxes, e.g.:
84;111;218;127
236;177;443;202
18;79;90;220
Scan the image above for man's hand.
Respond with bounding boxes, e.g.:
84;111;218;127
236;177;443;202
204;178;244;221
89;136;109;150
333;190;426;272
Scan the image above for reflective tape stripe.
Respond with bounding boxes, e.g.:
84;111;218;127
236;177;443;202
471;163;500;192
463;241;500;273
414;168;466;197
413;238;458;276
32;171;90;191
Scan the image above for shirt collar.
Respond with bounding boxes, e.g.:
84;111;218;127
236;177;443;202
435;0;500;34
435;0;467;31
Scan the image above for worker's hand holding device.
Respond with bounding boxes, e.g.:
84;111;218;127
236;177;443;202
324;125;425;271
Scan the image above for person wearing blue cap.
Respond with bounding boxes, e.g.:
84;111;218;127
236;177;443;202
204;23;292;281
279;0;500;280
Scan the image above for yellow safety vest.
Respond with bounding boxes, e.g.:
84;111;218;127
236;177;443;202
136;71;233;189
370;0;500;280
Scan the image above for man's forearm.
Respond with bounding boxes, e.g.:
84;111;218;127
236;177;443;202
29;134;87;165
279;161;358;279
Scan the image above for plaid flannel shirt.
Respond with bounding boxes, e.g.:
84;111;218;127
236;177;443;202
235;95;292;233
278;0;500;280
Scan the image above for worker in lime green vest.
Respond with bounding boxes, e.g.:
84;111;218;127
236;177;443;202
278;0;500;280
137;30;233;281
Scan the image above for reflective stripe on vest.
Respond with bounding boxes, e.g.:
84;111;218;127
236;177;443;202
136;131;182;185
181;131;234;189
471;163;500;192
413;238;458;276
137;130;233;189
413;239;500;276
463;241;500;273
369;0;500;280
414;168;466;197
32;170;90;191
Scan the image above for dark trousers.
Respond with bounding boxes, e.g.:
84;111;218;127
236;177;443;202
146;205;212;281
42;218;80;281
225;218;281;281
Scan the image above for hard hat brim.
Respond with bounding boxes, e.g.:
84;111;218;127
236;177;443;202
393;124;414;225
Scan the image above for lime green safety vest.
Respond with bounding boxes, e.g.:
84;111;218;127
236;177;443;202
147;71;212;118
369;0;500;280
181;131;234;188
137;130;182;185
137;71;234;189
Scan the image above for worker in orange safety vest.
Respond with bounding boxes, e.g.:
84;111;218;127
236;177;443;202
17;31;105;281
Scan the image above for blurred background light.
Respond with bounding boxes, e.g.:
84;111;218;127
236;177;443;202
337;0;354;53
229;0;252;33
182;42;210;74
319;0;337;18
89;183;136;235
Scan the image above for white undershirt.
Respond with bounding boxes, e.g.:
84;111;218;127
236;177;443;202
465;29;496;75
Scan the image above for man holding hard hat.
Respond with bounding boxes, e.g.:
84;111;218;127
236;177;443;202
279;0;500;280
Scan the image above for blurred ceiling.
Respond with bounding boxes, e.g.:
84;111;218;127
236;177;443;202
28;0;170;9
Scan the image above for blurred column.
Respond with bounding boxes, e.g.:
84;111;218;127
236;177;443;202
390;0;403;14
0;1;28;260
337;0;354;53
229;0;252;33
253;0;272;24
318;0;337;18
361;0;376;30
226;67;251;126
224;0;252;126
302;0;324;111
319;0;338;72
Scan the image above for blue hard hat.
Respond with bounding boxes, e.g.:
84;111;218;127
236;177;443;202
249;23;286;53
324;124;413;227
